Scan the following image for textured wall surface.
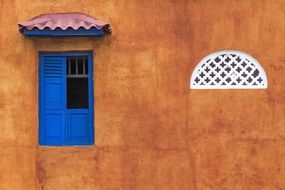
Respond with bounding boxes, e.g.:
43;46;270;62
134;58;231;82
0;0;285;189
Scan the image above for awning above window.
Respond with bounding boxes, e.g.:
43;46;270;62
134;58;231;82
18;13;111;37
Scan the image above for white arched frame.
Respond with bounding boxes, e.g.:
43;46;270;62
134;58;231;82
190;50;268;89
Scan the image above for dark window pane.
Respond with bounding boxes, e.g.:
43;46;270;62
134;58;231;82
84;58;88;74
70;59;76;74
67;78;88;109
78;59;83;74
66;59;69;74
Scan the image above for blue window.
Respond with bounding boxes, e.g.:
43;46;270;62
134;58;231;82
39;52;94;146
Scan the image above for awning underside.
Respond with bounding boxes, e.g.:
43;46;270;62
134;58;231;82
18;13;111;37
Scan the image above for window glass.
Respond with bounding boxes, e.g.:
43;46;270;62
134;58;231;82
67;78;88;108
66;56;89;108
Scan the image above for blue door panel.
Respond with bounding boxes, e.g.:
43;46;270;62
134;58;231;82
68;110;90;145
39;55;66;145
44;83;64;109
40;110;65;145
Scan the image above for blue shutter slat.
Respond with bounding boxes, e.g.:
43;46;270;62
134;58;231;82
40;56;66;145
43;57;66;110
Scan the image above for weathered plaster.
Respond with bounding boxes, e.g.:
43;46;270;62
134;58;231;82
0;0;285;189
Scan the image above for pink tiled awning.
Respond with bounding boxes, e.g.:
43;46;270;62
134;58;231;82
18;13;111;33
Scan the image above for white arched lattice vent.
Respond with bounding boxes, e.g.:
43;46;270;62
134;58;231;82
190;50;268;89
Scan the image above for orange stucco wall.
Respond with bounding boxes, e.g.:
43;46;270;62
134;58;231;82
0;0;285;189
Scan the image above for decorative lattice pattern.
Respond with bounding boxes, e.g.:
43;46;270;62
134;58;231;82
190;50;268;89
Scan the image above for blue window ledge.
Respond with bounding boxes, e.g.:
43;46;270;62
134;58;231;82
22;27;106;37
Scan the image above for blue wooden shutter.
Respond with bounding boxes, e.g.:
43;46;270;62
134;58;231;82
67;55;94;145
39;56;66;145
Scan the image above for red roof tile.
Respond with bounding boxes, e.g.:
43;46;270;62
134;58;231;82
18;13;111;33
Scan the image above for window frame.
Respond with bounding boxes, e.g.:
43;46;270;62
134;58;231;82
38;51;94;146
